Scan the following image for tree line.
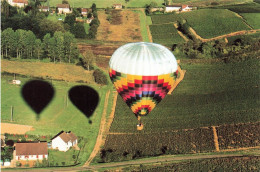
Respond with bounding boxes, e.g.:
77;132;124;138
1;28;79;63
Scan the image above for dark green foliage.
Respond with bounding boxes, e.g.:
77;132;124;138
1;147;13;161
64;14;76;27
93;69;108;85
151;13;181;24
211;3;260;13
71;23;87;38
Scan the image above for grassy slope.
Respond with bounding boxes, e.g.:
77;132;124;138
240;13;260;29
1;60;95;83
110;60;260;133
179;9;251;39
133;10;150;42
49;0;164;8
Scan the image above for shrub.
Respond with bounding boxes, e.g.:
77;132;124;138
93;69;108;85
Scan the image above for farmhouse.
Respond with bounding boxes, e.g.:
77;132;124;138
165;5;193;13
8;0;28;8
57;4;71;14
81;8;88;16
39;6;49;12
12;80;21;85
51;131;78;152
15;142;48;160
113;4;123;9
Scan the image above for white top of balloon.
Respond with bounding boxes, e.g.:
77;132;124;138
109;42;178;76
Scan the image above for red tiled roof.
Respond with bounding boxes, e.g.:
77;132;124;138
16;142;48;156
82;8;88;12
13;0;28;4
53;131;77;143
39;6;49;10
57;4;70;8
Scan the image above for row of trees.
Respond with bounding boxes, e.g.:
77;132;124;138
172;36;260;61
1;28;79;63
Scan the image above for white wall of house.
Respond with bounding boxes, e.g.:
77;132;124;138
165;7;181;12
182;6;192;12
58;8;71;14
16;154;48;160
8;0;27;8
52;137;69;152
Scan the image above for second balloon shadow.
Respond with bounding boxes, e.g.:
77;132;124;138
68;85;99;124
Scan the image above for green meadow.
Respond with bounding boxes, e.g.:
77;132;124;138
240;13;260;29
179;9;251;39
110;59;260;133
48;0;164;8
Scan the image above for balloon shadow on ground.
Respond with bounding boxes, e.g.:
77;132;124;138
68;85;99;124
21;80;55;120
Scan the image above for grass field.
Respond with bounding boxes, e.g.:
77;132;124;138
1;59;114;165
151;13;182;25
110;59;260;133
179;9;251;39
1;60;95;84
149;24;185;46
48;0;164;8
133;10;150;42
240;13;260;29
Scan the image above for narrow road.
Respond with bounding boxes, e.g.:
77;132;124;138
84;90;110;166
5;152;259;172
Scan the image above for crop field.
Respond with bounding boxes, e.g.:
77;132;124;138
151;13;182;25
48;0;164;8
100;59;260;161
149;24;185;46
179;9;251;39
122;156;260;171
240;13;260;29
96;10;142;42
212;2;260;13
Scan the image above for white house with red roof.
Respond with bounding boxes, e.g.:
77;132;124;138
15;142;48;161
8;0;28;8
57;4;71;14
165;4;193;13
81;8;88;16
51;131;78;152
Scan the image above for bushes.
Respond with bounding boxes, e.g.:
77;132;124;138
93;69;108;85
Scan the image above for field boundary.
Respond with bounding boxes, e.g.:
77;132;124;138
212;126;220;152
189;27;260;42
84;90;110;167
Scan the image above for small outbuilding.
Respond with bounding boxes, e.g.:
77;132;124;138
51;131;78;152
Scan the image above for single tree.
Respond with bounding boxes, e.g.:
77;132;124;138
82;49;96;71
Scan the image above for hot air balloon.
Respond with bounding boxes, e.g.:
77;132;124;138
109;42;178;130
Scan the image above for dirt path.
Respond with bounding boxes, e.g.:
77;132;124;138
174;23;189;42
83;90;111;167
168;61;186;95
9;151;259;171
1;123;33;134
212;126;220;152
189;27;260;42
104;91;118;135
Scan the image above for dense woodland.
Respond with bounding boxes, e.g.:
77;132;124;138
1;0;100;62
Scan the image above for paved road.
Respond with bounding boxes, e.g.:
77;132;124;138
3;153;259;172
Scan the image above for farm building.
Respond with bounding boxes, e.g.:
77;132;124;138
12;80;21;85
39;6;49;12
7;0;28;8
165;5;193;13
57;4;71;14
81;8;88;16
15;142;48;161
51;131;78;152
113;4;123;9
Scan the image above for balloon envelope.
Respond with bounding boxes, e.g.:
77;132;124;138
109;42;178;116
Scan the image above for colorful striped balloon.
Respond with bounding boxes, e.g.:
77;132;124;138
109;42;178;116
